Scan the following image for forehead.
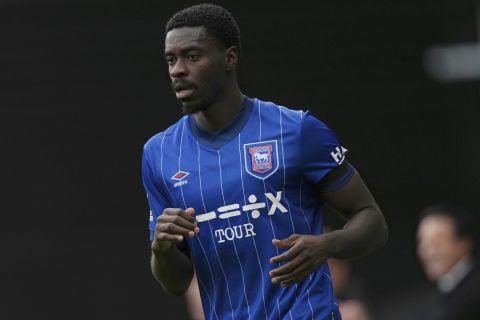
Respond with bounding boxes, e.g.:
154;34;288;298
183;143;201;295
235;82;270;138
165;26;214;52
417;215;455;240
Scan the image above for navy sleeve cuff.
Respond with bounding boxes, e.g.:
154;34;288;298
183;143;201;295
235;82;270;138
320;163;355;193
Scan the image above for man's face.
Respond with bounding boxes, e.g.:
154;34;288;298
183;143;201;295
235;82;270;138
164;26;227;114
416;215;470;281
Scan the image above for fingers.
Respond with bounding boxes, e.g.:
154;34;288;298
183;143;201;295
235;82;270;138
152;208;199;251
164;207;196;224
269;234;326;287
270;237;301;264
161;208;198;231
156;222;194;240
270;254;304;281
269;255;313;287
269;236;304;286
271;234;299;249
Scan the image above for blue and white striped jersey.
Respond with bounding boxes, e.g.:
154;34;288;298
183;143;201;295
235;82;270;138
142;96;353;320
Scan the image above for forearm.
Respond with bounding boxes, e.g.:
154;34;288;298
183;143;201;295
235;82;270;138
151;245;194;296
326;205;388;259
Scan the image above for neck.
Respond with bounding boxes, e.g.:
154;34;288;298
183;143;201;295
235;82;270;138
437;255;474;293
193;84;244;133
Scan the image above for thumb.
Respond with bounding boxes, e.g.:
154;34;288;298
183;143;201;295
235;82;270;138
272;234;298;248
185;207;195;215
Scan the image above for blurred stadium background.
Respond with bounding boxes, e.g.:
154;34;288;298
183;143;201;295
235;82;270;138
1;0;479;319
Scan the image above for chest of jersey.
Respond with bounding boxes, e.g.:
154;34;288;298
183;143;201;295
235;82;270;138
164;136;297;228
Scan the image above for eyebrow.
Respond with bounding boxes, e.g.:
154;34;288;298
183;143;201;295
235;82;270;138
165;45;205;56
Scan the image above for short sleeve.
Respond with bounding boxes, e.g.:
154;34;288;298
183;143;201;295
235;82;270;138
301;112;353;189
142;148;170;241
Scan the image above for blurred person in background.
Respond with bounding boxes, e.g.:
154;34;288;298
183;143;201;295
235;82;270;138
327;224;373;320
329;257;372;320
416;203;480;320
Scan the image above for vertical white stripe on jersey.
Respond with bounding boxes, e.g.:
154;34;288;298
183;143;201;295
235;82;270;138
276;300;281;320
307;289;314;320
195;141;235;319
323;271;333;284
299;180;312;234
159;130;176;207
237;134;269;320
278;106;294;234
178;121;187;207
217;150;251;320
258;98;262;140
299;179;315;284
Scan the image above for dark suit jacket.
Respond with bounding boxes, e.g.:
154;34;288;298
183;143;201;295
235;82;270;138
426;260;480;320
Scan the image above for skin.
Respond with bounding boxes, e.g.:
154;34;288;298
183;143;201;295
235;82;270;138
151;25;388;296
329;257;352;296
164;26;243;131
185;272;205;320
339;299;371;320
417;214;472;282
268;170;387;287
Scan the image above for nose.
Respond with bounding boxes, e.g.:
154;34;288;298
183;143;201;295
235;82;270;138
170;58;187;78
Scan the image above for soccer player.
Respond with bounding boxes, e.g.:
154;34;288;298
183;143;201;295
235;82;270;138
142;3;388;319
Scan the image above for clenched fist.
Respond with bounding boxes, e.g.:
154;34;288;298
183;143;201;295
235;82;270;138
152;207;200;253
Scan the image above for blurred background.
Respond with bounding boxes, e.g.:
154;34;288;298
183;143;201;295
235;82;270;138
1;0;479;319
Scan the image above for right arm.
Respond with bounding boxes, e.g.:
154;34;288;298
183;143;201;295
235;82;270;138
151;207;199;296
142;147;199;295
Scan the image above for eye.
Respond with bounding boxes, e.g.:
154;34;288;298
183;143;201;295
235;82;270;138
186;54;199;62
165;56;176;66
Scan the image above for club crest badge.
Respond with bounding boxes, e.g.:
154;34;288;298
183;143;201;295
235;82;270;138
244;140;279;179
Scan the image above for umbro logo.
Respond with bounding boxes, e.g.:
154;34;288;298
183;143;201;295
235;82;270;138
171;171;189;188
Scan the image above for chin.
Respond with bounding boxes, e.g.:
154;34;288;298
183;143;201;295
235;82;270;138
181;99;210;115
426;265;447;281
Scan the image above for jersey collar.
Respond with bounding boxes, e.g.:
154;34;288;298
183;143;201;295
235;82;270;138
187;96;254;149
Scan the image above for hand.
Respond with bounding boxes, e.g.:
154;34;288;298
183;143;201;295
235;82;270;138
269;234;329;287
151;207;199;253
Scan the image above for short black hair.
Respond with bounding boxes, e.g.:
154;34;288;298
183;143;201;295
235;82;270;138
419;203;475;242
165;3;241;58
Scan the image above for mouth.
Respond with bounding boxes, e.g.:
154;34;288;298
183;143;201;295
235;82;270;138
173;82;195;100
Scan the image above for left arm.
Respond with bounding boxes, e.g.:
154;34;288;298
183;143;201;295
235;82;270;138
319;168;388;259
269;167;388;286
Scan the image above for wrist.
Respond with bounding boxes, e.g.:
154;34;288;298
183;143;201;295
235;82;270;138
324;230;345;259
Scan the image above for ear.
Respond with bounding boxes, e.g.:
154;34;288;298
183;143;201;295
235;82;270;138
224;46;239;71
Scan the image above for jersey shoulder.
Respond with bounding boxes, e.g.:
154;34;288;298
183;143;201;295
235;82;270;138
255;97;306;125
143;116;186;154
256;97;334;131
